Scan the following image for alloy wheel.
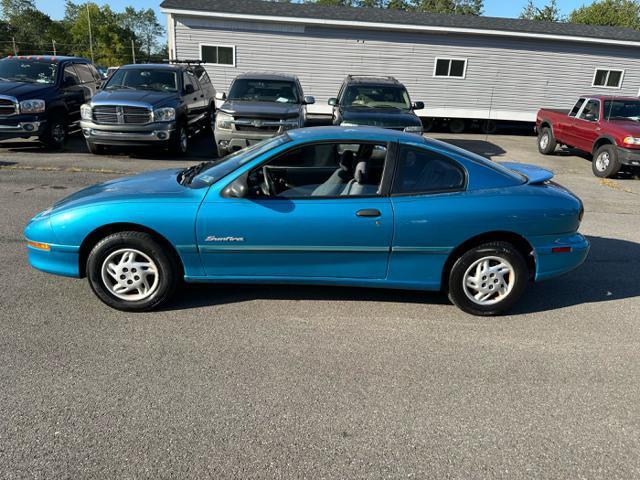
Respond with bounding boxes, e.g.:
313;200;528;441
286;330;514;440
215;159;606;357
462;256;515;306
100;248;160;301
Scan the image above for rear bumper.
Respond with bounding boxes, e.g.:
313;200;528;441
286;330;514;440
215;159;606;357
80;120;176;146
532;233;590;281
616;146;640;166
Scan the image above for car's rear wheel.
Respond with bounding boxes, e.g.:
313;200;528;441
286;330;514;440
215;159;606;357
537;127;556;154
592;144;621;178
86;231;179;311
448;242;528;316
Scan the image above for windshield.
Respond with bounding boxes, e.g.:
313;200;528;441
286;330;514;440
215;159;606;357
603;100;640;121
341;85;411;110
0;59;57;84
228;79;300;104
191;135;292;187
105;68;178;92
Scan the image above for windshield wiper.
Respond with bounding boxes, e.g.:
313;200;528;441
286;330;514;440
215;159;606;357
178;161;213;185
106;85;136;90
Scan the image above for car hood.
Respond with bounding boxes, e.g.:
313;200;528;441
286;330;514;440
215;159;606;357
0;81;54;100
48;169;206;213
606;119;640;135
219;101;301;119
91;89;178;108
341;108;421;128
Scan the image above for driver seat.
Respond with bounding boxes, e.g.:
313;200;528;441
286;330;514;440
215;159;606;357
311;150;355;196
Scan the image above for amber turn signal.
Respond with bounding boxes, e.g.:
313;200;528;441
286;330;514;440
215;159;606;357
27;240;50;251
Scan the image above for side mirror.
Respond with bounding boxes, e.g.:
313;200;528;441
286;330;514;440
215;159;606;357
184;84;195;95
413;101;425;110
303;95;315;105
215;92;227;101
223;173;249;198
62;77;76;88
328;98;337;106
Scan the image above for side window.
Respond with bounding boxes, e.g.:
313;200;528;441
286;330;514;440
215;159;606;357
248;142;387;198
186;71;200;91
569;98;585;117
194;67;212;87
392;146;465;195
593;68;624;89
579;100;600;122
183;72;197;92
62;64;80;86
434;58;467;78
75;63;95;84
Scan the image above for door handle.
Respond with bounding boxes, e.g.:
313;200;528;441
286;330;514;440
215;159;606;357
356;209;381;217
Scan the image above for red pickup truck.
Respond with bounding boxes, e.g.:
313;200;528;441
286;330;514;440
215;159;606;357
536;96;640;178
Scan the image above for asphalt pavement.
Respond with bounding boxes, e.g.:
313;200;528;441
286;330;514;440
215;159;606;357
1;130;639;479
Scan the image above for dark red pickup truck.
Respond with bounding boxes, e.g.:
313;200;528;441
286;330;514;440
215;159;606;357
537;96;640;178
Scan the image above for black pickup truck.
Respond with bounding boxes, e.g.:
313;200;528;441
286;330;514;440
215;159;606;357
0;55;101;147
80;63;216;155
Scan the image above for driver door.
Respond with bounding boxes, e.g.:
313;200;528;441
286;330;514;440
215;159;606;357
196;141;394;279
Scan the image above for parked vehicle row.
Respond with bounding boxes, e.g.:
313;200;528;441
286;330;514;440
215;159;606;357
537;96;640;178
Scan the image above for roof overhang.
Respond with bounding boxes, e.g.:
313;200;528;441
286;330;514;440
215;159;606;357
160;7;640;48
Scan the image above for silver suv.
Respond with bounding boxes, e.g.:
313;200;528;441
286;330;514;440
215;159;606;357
214;73;314;157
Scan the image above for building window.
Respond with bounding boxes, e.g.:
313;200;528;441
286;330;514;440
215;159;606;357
200;44;235;66
592;68;624;89
434;58;467;78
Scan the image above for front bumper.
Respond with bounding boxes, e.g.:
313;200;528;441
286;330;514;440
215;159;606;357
0;116;45;140
532;233;590;281
616;146;640;166
80;120;176;146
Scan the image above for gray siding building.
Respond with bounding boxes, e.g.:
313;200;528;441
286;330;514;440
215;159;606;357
160;0;640;122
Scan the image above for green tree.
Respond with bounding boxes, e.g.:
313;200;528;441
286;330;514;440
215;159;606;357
520;0;563;22
569;0;640;30
119;7;164;62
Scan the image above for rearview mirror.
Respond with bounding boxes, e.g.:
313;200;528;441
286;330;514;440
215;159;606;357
328;98;337;106
184;84;195;95
413;101;425;110
303;95;315;105
223;173;249;198
215;92;227;101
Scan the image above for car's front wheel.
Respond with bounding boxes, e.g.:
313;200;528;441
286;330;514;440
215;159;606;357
592;144;621;178
169;122;188;156
86;231;179;311
447;242;528;316
39;114;68;149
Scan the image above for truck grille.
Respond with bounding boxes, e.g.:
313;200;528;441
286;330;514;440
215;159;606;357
92;105;152;125
0;98;17;116
233;117;283;133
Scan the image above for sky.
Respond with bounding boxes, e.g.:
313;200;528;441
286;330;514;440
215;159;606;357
35;0;595;31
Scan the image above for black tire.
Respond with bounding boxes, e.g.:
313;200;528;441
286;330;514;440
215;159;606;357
169;121;188;156
592;144;621;178
480;119;497;134
537;127;557;155
39;113;68;149
447;241;529;316
86;231;179;312
422;117;434;133
86;140;106;155
449;118;466;134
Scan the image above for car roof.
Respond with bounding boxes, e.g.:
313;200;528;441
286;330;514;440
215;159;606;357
287;126;426;144
120;63;181;70
579;95;640;101
3;55;90;63
235;72;299;82
344;75;401;86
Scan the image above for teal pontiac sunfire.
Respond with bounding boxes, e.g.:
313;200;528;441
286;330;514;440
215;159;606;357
25;126;589;316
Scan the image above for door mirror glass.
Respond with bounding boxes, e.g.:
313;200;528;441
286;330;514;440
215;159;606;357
215;92;227;101
223;174;249;198
184;84;195;95
303;95;315;105
328;98;337;106
413;101;425;110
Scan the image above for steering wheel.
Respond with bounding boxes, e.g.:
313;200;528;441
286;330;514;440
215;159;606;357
261;166;276;196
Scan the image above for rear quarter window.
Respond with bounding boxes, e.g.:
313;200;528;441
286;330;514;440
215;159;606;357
393;145;466;195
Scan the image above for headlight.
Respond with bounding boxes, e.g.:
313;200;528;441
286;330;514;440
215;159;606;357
80;104;92;120
154;107;176;122
216;112;233;130
404;126;423;134
340;122;361;127
19;99;45;114
623;136;640;145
